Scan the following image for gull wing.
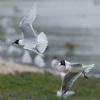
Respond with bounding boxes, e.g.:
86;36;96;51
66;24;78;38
83;64;95;73
19;3;37;39
71;63;83;72
36;32;48;53
71;63;82;67
60;72;82;95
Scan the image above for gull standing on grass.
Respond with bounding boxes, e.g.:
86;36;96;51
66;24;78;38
13;4;48;56
51;59;95;99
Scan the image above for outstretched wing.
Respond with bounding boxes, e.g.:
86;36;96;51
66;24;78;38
83;64;95;73
19;3;37;39
61;72;82;95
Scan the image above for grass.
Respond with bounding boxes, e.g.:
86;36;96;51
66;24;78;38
0;72;99;100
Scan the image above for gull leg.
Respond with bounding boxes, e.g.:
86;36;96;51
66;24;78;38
82;71;88;79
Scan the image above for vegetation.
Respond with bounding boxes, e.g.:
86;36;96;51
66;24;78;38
0;72;99;100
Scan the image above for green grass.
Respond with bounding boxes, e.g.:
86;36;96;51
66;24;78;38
0;72;99;100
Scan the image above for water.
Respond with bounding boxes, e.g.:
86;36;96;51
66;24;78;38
0;0;100;74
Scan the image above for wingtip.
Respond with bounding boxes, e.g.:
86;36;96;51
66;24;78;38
19;2;37;27
32;2;37;10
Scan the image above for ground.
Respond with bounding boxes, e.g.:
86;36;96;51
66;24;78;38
0;73;99;100
0;60;44;74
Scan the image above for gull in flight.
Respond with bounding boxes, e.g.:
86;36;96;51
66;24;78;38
12;4;48;56
51;59;95;99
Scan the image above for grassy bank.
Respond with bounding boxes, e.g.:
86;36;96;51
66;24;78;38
0;72;99;100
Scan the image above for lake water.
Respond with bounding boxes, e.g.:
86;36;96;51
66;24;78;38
0;0;100;74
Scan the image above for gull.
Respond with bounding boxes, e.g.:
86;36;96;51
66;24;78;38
12;4;48;56
52;59;95;99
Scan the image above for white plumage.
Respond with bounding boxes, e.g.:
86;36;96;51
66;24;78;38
52;59;95;99
14;4;48;56
57;90;75;98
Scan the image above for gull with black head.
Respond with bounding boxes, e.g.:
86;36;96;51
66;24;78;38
51;59;95;99
13;4;48;56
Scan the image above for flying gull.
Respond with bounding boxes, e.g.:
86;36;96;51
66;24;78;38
13;4;48;56
52;59;95;99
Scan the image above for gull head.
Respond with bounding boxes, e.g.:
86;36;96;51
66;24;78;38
60;60;65;66
12;39;24;46
60;60;71;71
12;40;19;45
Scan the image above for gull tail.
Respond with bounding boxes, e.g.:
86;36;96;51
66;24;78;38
83;64;95;73
36;32;48;54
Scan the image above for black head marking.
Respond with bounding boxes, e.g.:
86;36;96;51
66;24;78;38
60;60;65;66
13;40;19;44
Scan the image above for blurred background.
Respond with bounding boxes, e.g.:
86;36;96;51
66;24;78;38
0;0;100;75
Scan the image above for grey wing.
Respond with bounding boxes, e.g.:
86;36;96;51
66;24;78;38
71;63;83;72
19;3;37;39
61;72;82;94
71;63;82;67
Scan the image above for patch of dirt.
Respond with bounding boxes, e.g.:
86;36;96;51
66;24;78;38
0;60;45;74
